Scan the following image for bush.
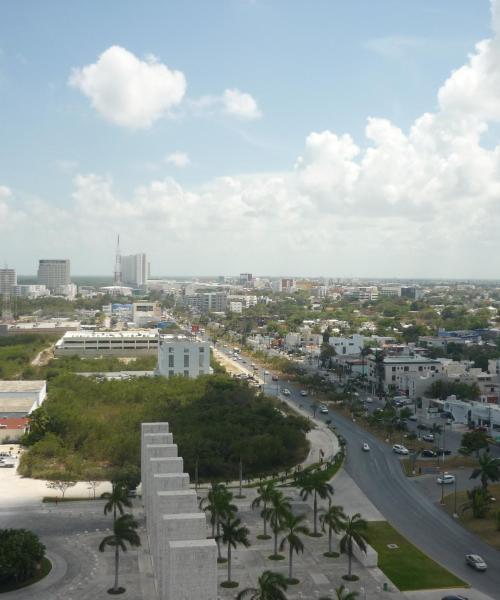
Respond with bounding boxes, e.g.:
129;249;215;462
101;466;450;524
0;529;46;584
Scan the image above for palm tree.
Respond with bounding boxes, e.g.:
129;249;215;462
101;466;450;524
298;471;333;536
236;570;288;600
220;516;250;588
279;512;309;583
252;481;276;539
320;504;346;557
99;513;141;594
200;483;237;561
339;513;368;580
471;453;500;492
102;482;132;523
462;486;493;519
334;583;359;599
264;490;291;559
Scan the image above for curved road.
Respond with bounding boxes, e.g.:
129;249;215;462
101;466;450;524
214;346;500;597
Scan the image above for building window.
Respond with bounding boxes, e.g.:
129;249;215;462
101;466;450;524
169;347;173;353
184;348;189;353
199;347;205;353
392;375;396;381
392;367;396;372
404;366;409;372
184;354;189;368
168;355;174;368
418;366;423;371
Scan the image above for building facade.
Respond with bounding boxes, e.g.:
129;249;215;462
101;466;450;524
132;301;162;326
122;253;148;288
55;330;159;356
37;259;71;291
157;335;211;378
0;268;17;296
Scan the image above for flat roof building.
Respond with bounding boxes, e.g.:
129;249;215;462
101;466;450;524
55;330;159;356
38;259;70;291
0;380;47;418
157;335;211;379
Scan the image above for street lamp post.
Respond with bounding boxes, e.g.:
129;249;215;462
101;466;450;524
440;472;445;505
453;475;458;518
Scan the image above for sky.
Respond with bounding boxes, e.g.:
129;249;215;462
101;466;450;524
1;0;500;278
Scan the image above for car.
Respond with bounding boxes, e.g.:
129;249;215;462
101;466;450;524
421;449;437;458
465;554;487;571
437;473;455;485
422;434;435;442
0;463;14;468
441;596;468;600
281;388;291;396
272;375;279;381
264;370;269;375
320;405;329;414
127;488;138;498
362;442;370;452
300;390;308;397
436;448;452;455
365;397;373;403
392;444;409;455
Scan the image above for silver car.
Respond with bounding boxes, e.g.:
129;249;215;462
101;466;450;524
465;554;487;571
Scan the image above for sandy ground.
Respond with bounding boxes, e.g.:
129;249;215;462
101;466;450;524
0;443;112;506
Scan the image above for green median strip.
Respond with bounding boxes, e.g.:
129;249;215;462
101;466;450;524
365;521;467;591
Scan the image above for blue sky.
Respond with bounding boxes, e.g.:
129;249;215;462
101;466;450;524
1;0;499;277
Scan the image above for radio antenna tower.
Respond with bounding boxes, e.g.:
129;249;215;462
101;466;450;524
113;234;122;285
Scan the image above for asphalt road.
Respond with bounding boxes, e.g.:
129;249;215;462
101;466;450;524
215;345;500;597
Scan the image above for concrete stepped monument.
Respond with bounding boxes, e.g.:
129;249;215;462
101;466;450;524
141;422;217;600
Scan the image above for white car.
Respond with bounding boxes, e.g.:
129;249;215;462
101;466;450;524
392;444;409;455
365;397;373;403
362;442;370;452
320;405;329;414
465;554;487;571
300;390;308;397
281;388;291;396
437;473;455;485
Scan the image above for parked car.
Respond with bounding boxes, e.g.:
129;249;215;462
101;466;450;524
300;390;308;397
362;442;370;452
365;397;373;403
421;449;437;458
422;434;435;442
319;405;329;414
436;448;452;456
441;596;468;600
465;554;487;571
392;444;409;455
272;375;279;381
0;463;14;468
437;473;455;485
281;388;291;396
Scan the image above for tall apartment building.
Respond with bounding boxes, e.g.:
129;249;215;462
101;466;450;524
239;273;253;286
121;253;147;288
37;260;70;291
0;269;17;296
182;292;227;313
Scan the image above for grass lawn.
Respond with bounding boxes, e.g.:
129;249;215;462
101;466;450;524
0;557;52;593
442;484;500;550
365;521;467;591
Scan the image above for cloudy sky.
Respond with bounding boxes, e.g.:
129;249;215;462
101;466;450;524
1;0;500;278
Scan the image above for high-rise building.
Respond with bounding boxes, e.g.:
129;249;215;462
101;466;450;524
37;260;70;291
121;253;147;288
239;273;253;286
0;268;17;296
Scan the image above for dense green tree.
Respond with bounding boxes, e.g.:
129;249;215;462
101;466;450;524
462;487;493;519
0;529;46;585
459;431;489;457
298;471;333;536
471;454;500;492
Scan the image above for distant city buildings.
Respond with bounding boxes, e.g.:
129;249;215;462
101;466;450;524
12;284;49;298
239;273;253;286
132;301;162;326
122;253;148;288
55;330;159;356
37;259;73;296
0;268;17;296
182;292;227;313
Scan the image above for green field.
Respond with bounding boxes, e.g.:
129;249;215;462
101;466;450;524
366;521;467;591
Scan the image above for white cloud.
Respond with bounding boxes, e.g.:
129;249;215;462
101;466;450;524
222;88;262;120
6;1;500;277
364;35;427;59
69;46;186;128
165;152;191;168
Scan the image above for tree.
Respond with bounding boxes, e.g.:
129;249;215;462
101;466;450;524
102;482;132;522
0;529;46;585
319;344;336;368
45;478;76;500
200;483;237;561
462;487;493;519
251;481;276;539
298;470;334;536
264;490;292;559
220;516;250;587
319;504;346;557
334;584;359;600
459;431;489;458
339;513;368;580
99;513;141;594
471;454;500;492
279;512;309;582
236;570;288;600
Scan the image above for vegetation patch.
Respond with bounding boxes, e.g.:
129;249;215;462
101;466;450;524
365;521;467;591
442;484;500;550
19;374;310;482
0;529;50;593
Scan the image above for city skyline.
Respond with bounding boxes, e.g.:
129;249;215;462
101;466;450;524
1;1;500;277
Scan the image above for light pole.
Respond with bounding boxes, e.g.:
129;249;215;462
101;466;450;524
453;474;458;518
440;472;445;505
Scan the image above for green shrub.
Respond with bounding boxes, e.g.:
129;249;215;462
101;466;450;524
0;529;46;584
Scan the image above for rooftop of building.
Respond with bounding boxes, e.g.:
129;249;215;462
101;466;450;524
61;330;159;339
0;417;29;429
381;356;441;364
0;381;46;393
0;398;37;413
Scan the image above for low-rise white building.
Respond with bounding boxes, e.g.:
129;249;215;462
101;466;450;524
157;335;211;378
328;334;367;356
367;354;443;394
0;380;47;417
132;302;162;326
55;330;159;356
